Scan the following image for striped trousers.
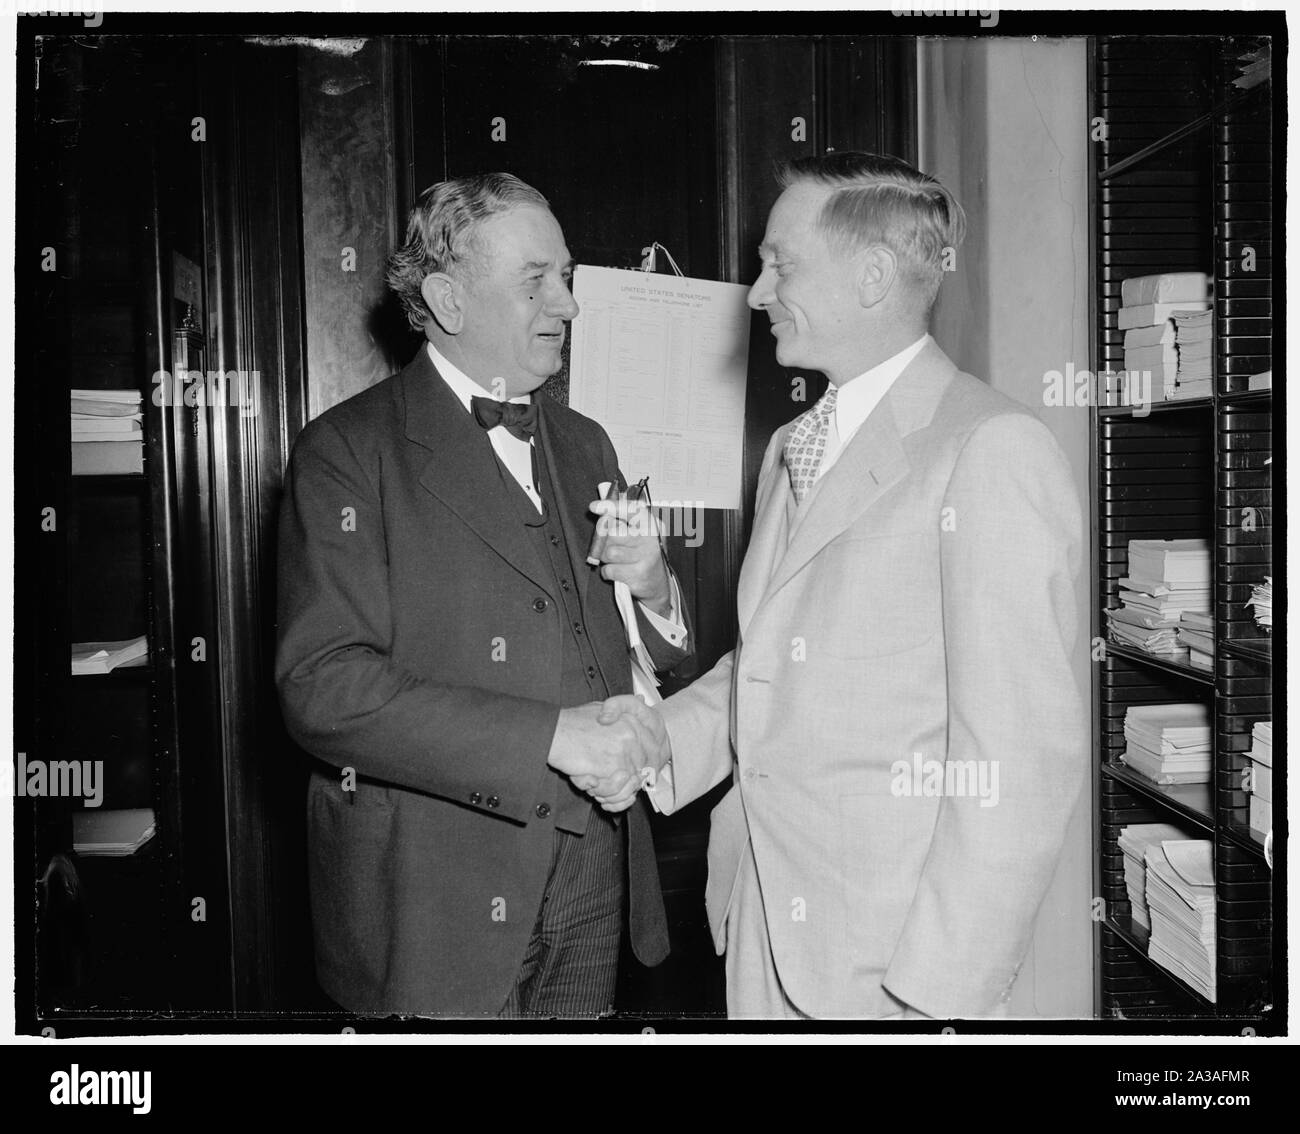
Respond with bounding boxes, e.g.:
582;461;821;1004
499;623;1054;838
497;810;626;1019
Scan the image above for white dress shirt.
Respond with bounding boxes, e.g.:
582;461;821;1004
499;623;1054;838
426;342;685;645
816;333;931;481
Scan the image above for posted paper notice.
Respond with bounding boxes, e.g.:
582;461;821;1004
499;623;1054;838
569;265;750;510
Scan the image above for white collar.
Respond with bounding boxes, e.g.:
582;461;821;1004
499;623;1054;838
830;333;930;436
425;341;532;412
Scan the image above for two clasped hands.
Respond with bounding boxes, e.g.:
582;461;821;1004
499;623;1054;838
545;492;673;812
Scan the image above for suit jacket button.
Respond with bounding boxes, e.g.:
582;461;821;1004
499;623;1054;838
532;597;548;613
486;795;501;809
469;792;482;805
535;803;551;818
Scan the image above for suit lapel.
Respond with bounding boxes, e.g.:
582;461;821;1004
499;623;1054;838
738;427;795;634
400;350;554;597
764;400;909;600
757;341;955;605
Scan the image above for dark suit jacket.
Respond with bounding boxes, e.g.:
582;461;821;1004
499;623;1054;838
275;346;689;1016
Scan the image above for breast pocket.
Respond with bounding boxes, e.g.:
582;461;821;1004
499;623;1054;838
814;531;939;659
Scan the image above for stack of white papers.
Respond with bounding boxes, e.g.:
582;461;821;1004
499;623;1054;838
1145;839;1216;1002
1169;309;1213;400
1247;721;1272;836
1107;540;1211;658
1246;577;1272;630
71;636;149;675
72;807;156;856
1176;610;1215;671
1118;822;1189;930
71;389;144;475
1122;702;1212;785
1118;274;1211;402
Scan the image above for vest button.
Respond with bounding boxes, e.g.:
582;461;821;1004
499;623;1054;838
573;621;583;634
550;534;561;546
486;795;500;809
586;666;597;679
532;597;548;613
535;803;551;819
560;579;571;591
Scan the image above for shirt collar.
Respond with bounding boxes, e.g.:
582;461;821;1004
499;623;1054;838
425;341;532;412
830;333;931;432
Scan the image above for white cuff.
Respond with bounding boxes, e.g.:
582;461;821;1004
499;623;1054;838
637;574;687;648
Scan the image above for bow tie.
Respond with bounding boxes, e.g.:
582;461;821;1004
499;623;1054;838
471;396;538;442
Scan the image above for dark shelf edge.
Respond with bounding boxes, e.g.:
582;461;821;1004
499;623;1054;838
1098;396;1214;417
1220;638;1273;665
1102;762;1215;832
1219;820;1269;858
1104;638;1216;685
1105;916;1219;1013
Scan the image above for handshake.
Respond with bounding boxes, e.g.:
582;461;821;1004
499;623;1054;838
547;695;670;813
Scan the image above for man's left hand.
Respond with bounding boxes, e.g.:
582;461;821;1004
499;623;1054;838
589;497;671;616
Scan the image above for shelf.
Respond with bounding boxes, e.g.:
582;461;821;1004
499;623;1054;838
69;662;154;680
1219;819;1269;859
1105;915;1217;1013
1220;637;1272;666
1097;396;1213;418
1104;639;1215;686
1098;83;1267;181
70;472;148;489
1220;389;1273;408
1103;762;1214;832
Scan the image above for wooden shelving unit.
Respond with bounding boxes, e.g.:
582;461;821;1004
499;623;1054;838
1089;34;1281;1027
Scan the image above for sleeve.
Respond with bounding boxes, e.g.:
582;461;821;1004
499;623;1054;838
882;412;1088;1017
648;648;737;815
635;574;692;670
595;425;694;672
274;417;557;825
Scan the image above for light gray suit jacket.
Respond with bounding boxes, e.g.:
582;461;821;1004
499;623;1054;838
654;340;1087;1018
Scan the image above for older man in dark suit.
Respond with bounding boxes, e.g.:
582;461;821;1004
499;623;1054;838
276;173;690;1018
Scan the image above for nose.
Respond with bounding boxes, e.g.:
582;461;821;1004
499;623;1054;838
747;265;774;311
547;276;580;321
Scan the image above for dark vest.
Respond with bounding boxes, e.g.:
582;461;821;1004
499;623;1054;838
496;433;614;835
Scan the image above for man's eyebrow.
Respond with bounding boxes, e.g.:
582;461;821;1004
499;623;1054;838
519;258;576;273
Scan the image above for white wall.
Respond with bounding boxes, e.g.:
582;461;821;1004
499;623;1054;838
919;36;1095;1017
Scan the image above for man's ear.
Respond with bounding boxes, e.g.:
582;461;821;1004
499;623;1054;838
420;272;465;335
855;245;898;309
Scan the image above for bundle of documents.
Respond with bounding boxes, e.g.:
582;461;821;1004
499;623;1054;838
1107;539;1211;658
1118;822;1189;930
1145;839;1216;1002
1246;577;1272;630
72;807;156;857
1247;721;1272;837
71;389;143;475
1117;274;1211;402
1169;309;1213;401
71;635;149;675
1122;702;1212;785
1176;610;1214;671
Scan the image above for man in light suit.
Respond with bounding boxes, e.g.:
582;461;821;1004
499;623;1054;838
602;152;1087;1018
276;173;690;1018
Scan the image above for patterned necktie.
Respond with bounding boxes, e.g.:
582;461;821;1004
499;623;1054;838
470;395;538;442
783;385;838;502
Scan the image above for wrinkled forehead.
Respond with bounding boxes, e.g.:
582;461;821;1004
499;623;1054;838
475;205;572;271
